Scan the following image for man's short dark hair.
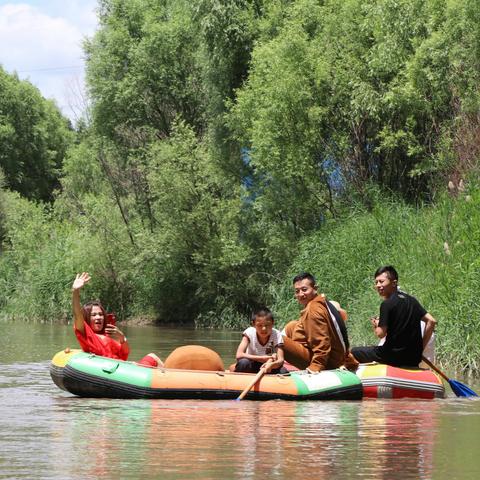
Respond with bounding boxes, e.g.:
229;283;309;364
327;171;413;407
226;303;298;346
292;272;317;286
251;307;274;323
374;265;398;282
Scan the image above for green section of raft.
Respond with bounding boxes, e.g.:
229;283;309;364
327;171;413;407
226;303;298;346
50;350;363;401
70;354;155;387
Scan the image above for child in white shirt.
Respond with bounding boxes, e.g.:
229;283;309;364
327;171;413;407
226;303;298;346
234;308;287;374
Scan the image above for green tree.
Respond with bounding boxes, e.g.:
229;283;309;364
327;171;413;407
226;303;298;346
144;120;255;322
0;67;73;202
228;0;480;254
85;0;206;142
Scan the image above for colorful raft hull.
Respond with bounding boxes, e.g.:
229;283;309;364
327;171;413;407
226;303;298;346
356;363;445;399
50;350;363;401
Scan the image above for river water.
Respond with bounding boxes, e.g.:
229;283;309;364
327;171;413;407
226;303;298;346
1;322;480;479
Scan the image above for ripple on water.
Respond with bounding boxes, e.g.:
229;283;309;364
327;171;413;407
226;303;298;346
2;356;480;478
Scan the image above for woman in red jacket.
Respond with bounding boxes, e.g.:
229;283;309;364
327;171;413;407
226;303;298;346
72;272;163;367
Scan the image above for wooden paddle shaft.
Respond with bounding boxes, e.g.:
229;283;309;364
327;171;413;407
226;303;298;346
237;369;266;400
421;356;450;382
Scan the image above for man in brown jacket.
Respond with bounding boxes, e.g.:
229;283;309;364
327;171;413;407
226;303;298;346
283;272;358;372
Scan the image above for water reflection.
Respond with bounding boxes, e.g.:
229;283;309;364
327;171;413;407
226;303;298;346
50;399;304;479
46;397;443;479
2;323;480;479
47;397;360;479
356;400;439;479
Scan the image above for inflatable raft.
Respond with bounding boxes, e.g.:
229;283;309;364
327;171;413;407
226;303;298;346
356;363;445;399
50;350;363;401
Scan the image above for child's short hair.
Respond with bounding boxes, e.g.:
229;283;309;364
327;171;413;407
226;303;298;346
251;307;274;323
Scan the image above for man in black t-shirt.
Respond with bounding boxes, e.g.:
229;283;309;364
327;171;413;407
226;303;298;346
351;266;437;367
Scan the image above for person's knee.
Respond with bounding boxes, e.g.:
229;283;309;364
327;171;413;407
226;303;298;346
147;353;164;367
283;320;298;338
283;337;311;369
234;358;256;373
351;346;379;363
137;353;163;367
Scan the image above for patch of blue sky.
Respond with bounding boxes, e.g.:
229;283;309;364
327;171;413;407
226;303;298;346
0;0;98;122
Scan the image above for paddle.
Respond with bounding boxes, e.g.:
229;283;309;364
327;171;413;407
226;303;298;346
422;356;478;398
236;364;270;401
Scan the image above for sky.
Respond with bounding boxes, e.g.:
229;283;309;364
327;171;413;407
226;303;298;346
0;0;99;123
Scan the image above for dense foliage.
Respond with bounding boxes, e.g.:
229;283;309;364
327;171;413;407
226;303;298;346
0;0;479;369
272;184;480;370
0;67;73;202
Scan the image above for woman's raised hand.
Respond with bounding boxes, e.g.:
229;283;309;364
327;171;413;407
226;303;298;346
72;272;91;291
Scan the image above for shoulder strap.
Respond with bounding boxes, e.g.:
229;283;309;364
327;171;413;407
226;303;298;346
326;301;350;351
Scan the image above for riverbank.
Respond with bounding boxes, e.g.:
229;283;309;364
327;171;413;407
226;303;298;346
268;187;480;373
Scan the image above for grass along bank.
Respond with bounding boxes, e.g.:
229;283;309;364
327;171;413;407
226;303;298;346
271;183;480;373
